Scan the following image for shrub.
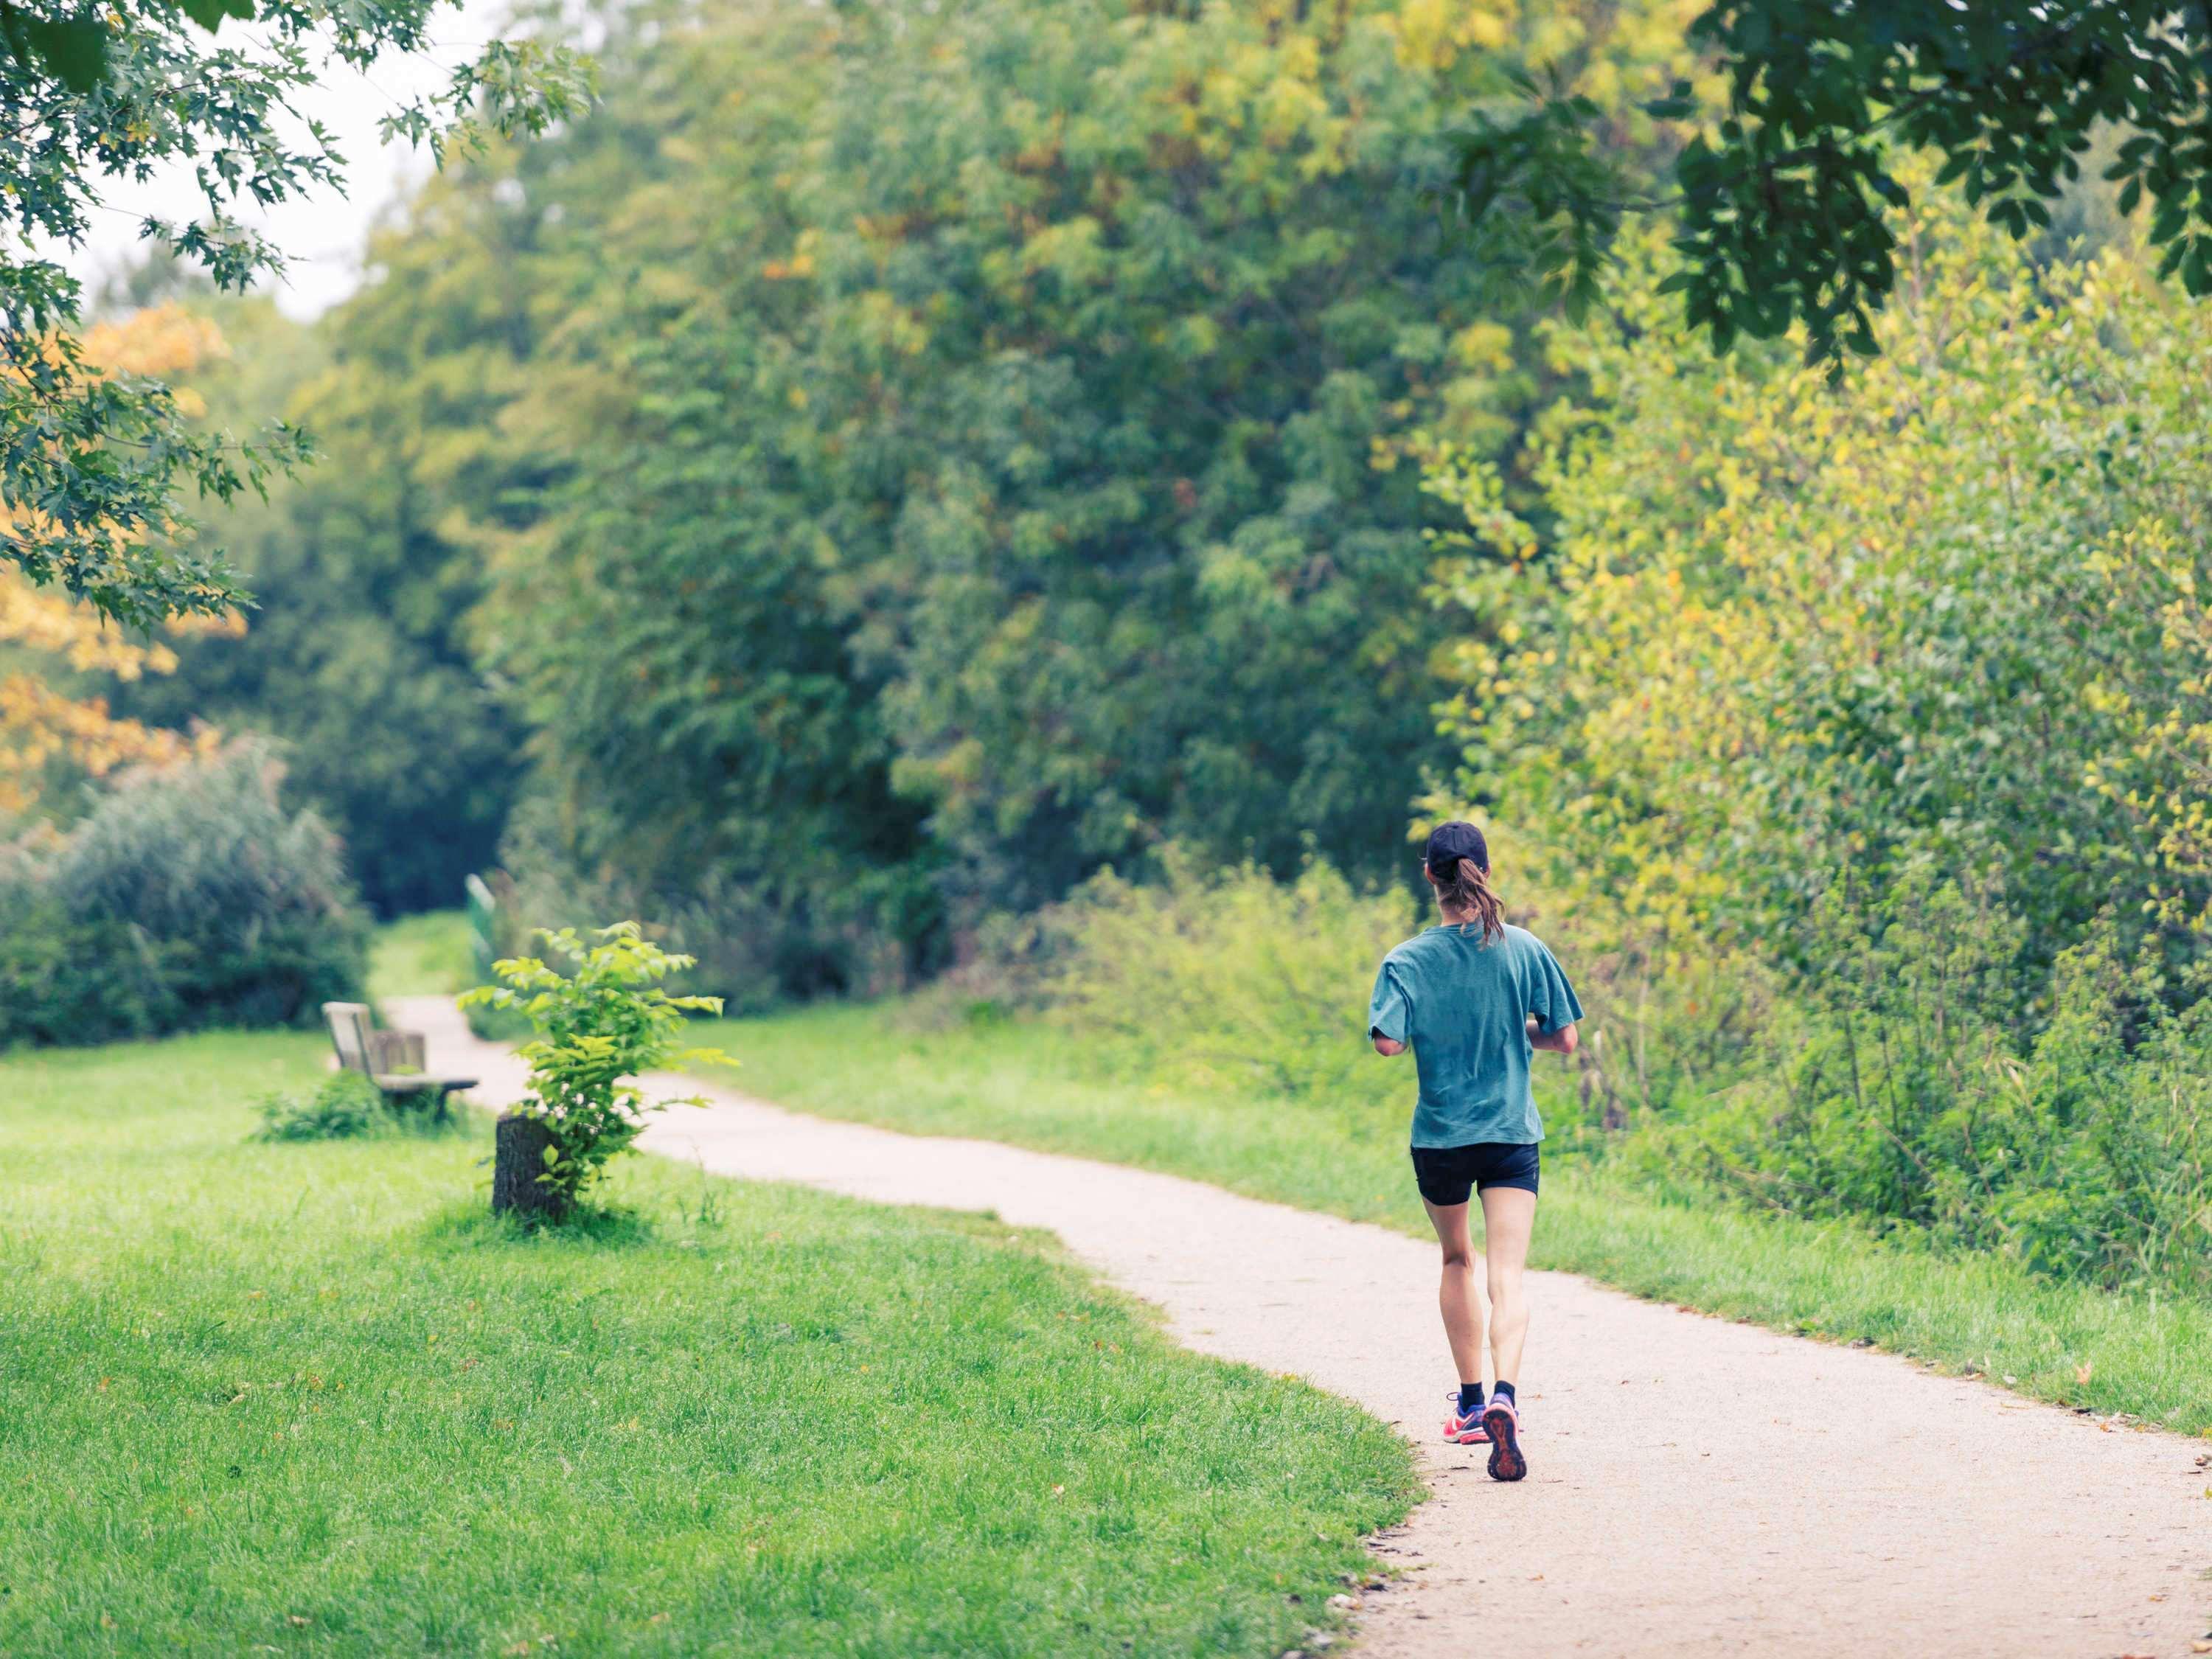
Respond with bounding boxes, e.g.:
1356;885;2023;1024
1669;883;2212;1293
462;924;730;1211
1022;850;2212;1293
1043;852;1414;1114
1439;185;2212;1014
0;740;369;1048
252;1073;399;1141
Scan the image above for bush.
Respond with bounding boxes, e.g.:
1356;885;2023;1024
0;740;369;1048
492;798;914;1015
462;924;729;1212
1040;852;1415;1113
1666;883;2212;1293
1018;850;2212;1294
252;1072;400;1141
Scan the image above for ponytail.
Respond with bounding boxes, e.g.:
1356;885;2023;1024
1434;856;1505;945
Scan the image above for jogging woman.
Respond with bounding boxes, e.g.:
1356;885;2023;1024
1368;821;1582;1483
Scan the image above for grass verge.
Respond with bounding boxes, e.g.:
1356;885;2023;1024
700;1001;2212;1437
0;1033;1417;1657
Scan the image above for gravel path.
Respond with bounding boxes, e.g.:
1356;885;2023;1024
399;997;2211;1657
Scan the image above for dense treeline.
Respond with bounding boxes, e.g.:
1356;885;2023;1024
904;180;2212;1297
33;0;2208;1289
133;0;1698;992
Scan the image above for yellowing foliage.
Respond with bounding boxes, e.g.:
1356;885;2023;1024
1;305;233;819
1433;181;2212;971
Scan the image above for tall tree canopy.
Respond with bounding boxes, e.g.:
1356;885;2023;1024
333;0;1698;990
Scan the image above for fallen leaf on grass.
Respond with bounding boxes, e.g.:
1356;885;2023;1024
647;1614;669;1626
2074;1361;2093;1386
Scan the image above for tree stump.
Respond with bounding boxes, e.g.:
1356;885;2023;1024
492;1112;568;1222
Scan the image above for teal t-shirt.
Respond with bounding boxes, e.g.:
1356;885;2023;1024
1367;922;1584;1149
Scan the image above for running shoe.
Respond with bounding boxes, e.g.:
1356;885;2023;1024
1442;1391;1490;1444
1481;1395;1526;1481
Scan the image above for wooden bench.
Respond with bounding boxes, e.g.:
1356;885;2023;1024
321;1001;479;1121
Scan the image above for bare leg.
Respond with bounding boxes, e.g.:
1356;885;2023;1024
1422;1196;1491;1388
1478;1185;1537;1386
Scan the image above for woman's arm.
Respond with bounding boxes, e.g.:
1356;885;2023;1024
1526;1015;1579;1055
1371;1029;1407;1057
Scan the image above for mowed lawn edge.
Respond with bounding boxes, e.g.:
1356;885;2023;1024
0;1032;1419;1658
698;1002;2212;1439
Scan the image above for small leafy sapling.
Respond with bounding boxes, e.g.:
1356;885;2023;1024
462;923;731;1209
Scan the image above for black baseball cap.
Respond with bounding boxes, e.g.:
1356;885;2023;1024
1424;820;1489;874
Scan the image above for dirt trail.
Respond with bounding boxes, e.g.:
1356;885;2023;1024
398;996;2211;1657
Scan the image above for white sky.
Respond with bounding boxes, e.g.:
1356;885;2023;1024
65;0;515;319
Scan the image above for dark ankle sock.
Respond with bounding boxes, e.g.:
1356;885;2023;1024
1456;1382;1485;1416
1492;1380;1517;1408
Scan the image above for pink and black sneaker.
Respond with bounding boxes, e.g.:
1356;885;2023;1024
1481;1393;1526;1482
1442;1391;1490;1445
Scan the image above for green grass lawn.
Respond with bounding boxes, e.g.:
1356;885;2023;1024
0;1034;1417;1657
701;1002;2212;1437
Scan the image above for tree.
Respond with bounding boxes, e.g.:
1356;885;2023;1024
437;0;1701;993
1433;181;2212;991
0;0;591;627
1446;1;2212;363
0;305;233;825
112;267;532;915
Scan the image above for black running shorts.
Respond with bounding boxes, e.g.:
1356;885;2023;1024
1410;1141;1540;1206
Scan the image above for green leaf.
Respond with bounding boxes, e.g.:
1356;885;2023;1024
174;0;254;32
10;10;109;93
